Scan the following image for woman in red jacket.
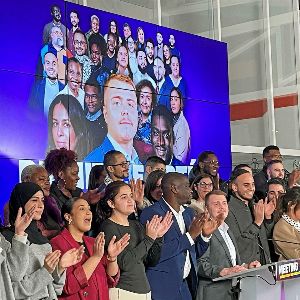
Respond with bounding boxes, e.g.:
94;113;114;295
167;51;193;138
51;197;130;300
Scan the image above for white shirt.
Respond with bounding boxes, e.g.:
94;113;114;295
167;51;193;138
107;133;140;165
218;222;237;266
44;78;60;116
164;200;193;278
58;85;85;109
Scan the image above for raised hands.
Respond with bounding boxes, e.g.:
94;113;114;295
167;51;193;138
254;200;265;226
107;233;130;261
44;250;61;274
264;197;275;219
130;178;144;209
15;206;36;236
156;211;173;238
92;232;105;260
188;212;219;240
146;215;162;240
58;245;85;274
202;213;220;237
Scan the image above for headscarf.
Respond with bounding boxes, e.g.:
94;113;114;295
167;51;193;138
3;182;49;245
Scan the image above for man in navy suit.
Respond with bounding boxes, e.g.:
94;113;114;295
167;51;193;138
140;172;219;300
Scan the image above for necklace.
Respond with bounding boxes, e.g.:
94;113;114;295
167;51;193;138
282;214;300;233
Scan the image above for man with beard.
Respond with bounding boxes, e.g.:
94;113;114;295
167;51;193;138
169;34;180;59
151;105;183;165
197;190;260;300
85;74;141;164
84;80;107;150
132;49;155;87
29;51;64;115
67;10;80;55
225;169;275;264
153;56;167;94
40;26;72;83
73;29;92;84
58;57;84;108
43;5;68;46
154;32;164;60
188;151;227;193
145;38;155;80
102;32;117;71
140;172;218;300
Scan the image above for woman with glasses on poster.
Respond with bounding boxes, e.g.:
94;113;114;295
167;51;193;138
169;87;190;164
47;94;90;161
189;174;214;215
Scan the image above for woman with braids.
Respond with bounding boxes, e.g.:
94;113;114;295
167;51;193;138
273;187;300;260
99;181;173;300
51;196;130;299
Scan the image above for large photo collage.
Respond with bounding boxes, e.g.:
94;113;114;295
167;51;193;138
29;3;192;165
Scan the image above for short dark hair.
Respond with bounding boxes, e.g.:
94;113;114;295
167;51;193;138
191;174;214;199
266;159;283;169
89;34;106;57
230;168;250;183
103;150;123;172
198;151;216;163
70;10;79;18
205;190;227;206
67;57;81;70
280;187;300;213
267;178;285;189
136;48;146;58
146;38;154;48
145;156;166;168
151;105;173;132
233;164;252;173
136;79;156;108
263;145;280;158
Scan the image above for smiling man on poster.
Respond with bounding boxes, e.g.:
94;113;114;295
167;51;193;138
85;74;141;164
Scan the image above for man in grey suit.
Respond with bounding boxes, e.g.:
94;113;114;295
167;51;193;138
225;169;275;265
197;190;260;300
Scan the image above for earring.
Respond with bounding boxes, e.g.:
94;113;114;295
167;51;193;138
68;219;72;225
57;178;66;190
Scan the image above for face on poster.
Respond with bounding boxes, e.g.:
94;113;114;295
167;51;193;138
0;0;231;210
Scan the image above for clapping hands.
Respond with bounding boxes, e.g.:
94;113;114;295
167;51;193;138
146;212;173;240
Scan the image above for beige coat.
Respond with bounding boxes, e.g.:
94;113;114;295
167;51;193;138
273;218;300;260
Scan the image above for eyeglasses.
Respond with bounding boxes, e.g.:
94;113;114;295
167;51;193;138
197;182;213;188
74;40;87;46
84;93;98;101
203;160;219;166
267;191;285;198
110;161;130;168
